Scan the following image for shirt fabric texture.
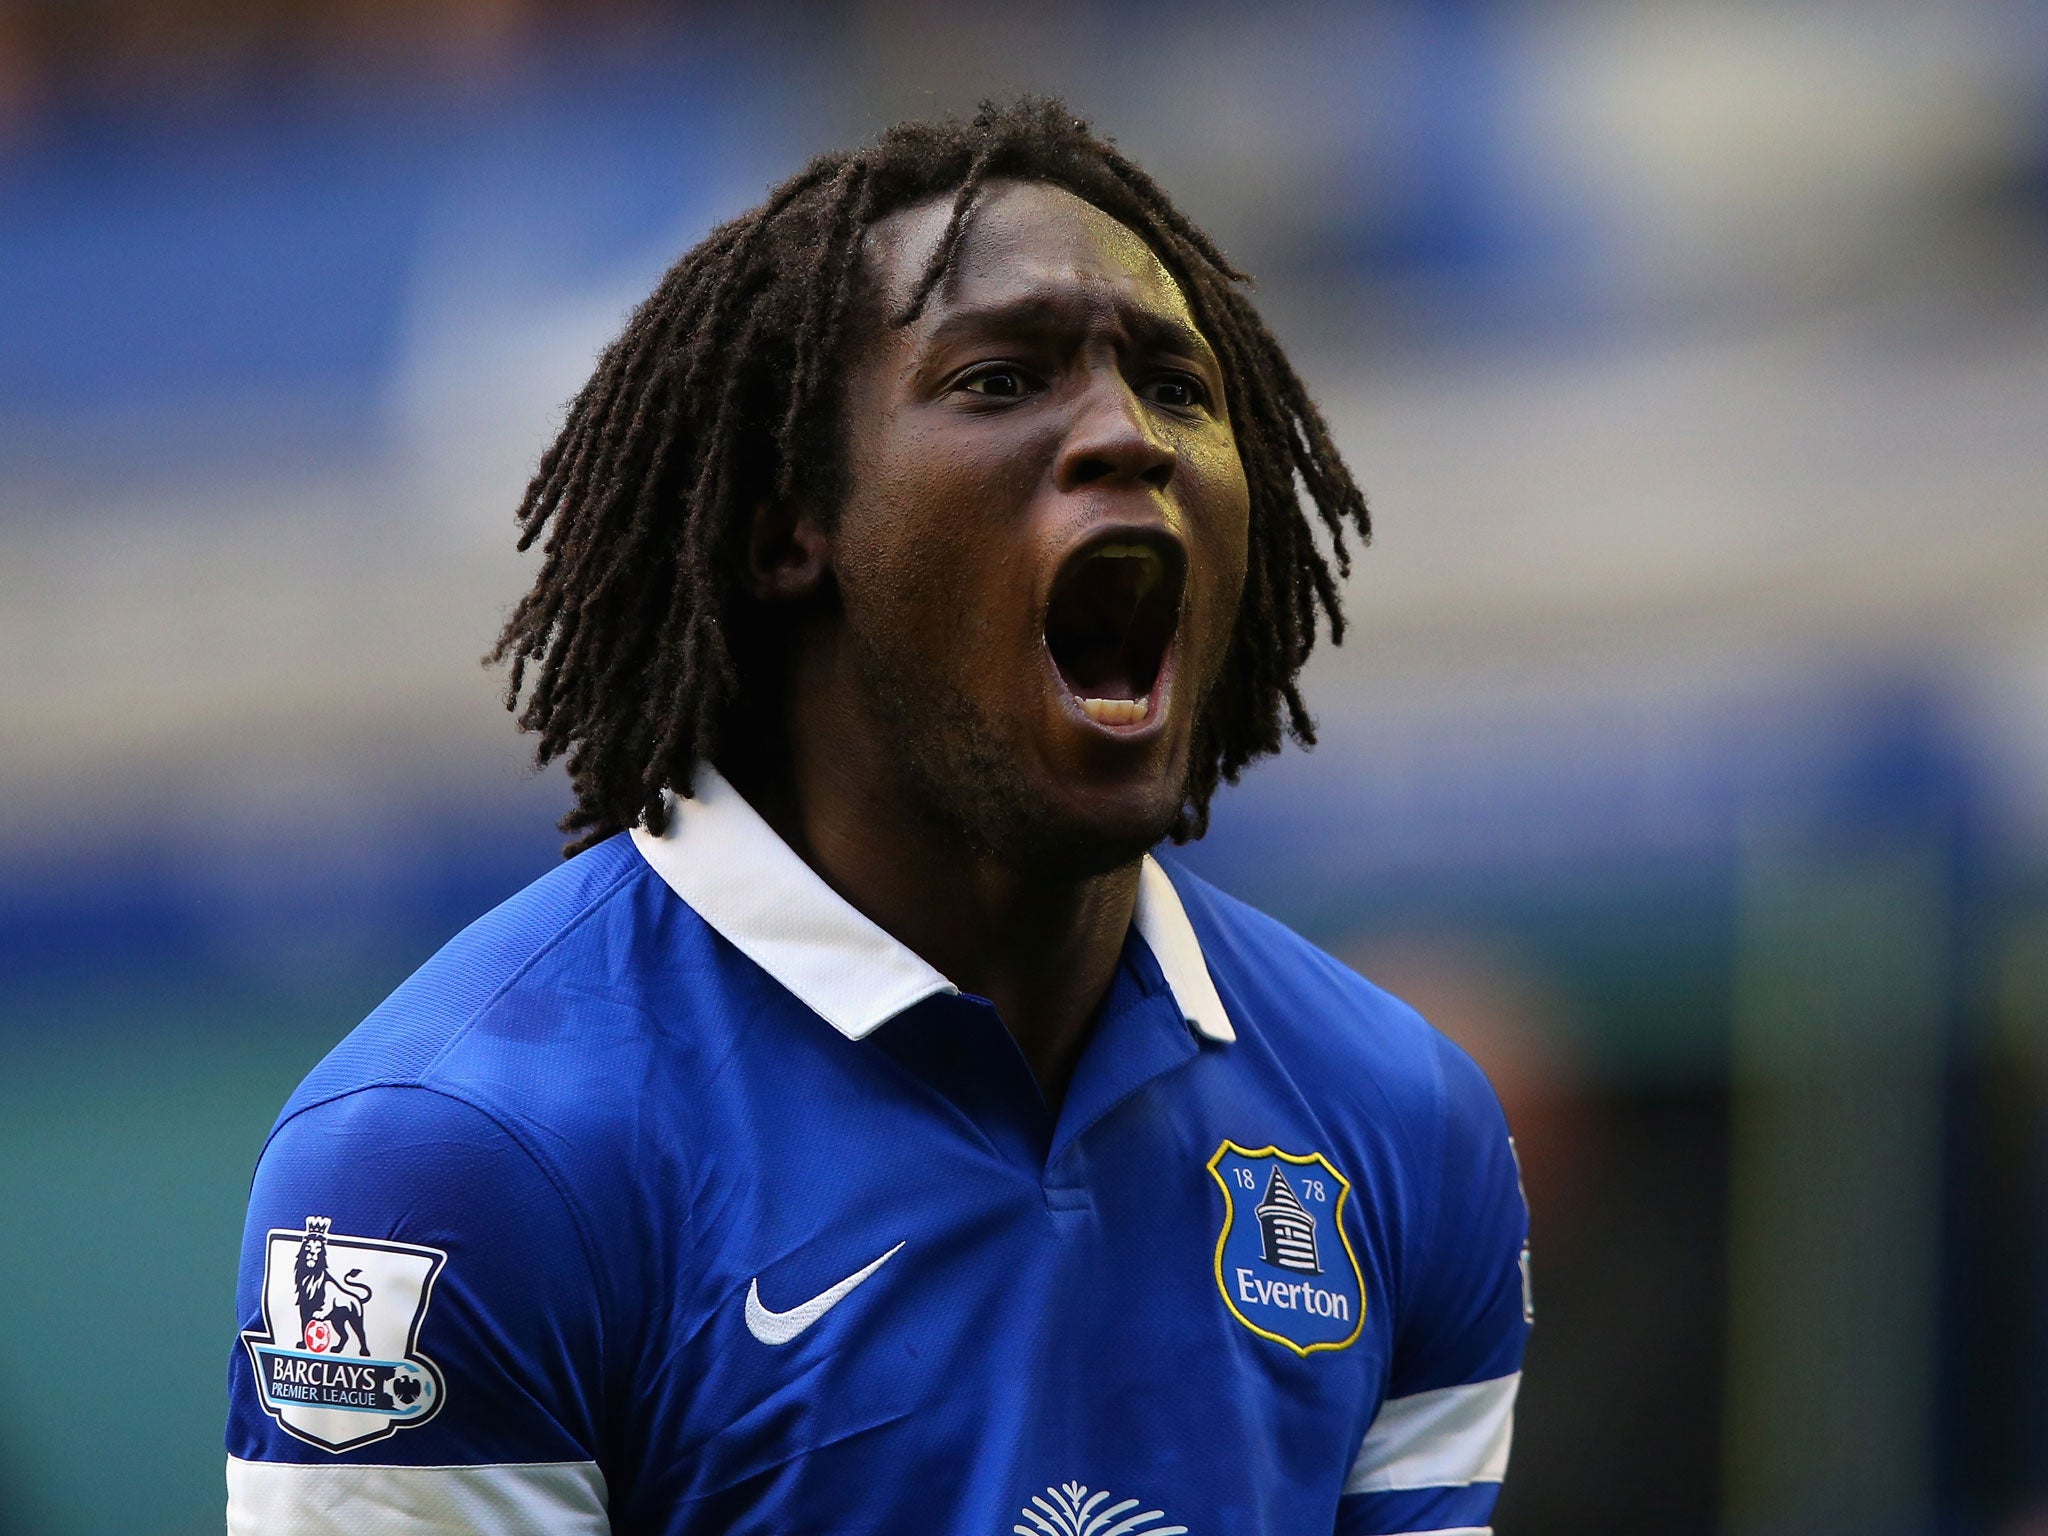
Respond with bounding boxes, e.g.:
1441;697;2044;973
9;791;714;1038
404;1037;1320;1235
227;767;1530;1535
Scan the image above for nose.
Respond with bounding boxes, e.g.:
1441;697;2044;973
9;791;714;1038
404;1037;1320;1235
1054;372;1176;494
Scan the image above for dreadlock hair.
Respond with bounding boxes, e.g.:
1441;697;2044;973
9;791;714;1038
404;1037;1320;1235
489;96;1370;854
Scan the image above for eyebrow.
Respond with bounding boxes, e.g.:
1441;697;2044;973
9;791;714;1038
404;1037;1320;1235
919;287;1219;370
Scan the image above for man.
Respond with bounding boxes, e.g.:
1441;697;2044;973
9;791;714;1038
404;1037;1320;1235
227;99;1529;1534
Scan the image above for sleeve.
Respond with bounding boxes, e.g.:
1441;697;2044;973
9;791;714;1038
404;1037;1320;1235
225;1085;613;1534
1336;1037;1532;1536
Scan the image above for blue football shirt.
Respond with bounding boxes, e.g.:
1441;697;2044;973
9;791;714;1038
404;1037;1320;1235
227;767;1530;1534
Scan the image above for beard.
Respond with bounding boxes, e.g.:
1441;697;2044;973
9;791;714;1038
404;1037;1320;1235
842;620;1187;882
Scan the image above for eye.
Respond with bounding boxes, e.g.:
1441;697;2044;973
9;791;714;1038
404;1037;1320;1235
957;365;1038;400
1143;373;1208;411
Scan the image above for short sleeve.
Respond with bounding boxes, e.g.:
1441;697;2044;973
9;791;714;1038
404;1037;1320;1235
1337;1036;1531;1535
225;1085;612;1534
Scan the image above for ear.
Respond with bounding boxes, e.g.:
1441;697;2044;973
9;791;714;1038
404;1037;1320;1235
742;499;833;601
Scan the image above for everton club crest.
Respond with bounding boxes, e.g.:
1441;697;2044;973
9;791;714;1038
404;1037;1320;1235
1207;1142;1366;1356
240;1215;447;1452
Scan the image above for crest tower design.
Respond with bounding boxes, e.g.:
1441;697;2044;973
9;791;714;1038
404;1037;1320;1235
1254;1165;1322;1273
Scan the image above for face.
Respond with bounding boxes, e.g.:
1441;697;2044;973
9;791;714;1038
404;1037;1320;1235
798;180;1250;876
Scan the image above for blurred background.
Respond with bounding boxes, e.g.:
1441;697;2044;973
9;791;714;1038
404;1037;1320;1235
2;1;2045;1531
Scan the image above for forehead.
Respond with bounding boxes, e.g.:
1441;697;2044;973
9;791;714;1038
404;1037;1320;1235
868;179;1199;334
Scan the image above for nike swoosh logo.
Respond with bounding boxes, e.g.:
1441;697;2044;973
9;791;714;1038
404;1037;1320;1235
744;1241;905;1346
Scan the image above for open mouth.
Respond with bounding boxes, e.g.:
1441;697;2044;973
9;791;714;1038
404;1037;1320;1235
1042;534;1185;729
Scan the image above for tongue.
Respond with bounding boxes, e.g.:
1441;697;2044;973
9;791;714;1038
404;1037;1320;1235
1059;635;1136;699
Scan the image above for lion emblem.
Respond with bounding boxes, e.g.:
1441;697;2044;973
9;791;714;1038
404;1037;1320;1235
295;1216;373;1356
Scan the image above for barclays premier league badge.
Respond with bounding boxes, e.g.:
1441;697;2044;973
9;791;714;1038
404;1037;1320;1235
240;1216;447;1452
1207;1142;1366;1356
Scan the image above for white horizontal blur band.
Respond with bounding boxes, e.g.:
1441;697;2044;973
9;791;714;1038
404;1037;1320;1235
1344;1372;1520;1495
227;1456;608;1535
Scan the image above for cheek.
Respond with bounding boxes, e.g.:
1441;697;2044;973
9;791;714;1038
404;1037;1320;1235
1181;440;1252;629
834;420;1042;653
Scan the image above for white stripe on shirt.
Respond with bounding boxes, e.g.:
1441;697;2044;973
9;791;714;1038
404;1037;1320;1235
1343;1372;1520;1495
227;1456;608;1535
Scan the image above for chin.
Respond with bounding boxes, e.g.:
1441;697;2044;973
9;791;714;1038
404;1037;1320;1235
975;770;1191;881
857;623;1199;879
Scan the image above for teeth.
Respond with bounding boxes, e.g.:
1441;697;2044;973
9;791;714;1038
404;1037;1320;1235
1079;695;1151;726
1094;542;1161;599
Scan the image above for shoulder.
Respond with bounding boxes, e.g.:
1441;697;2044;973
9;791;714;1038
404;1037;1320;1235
244;834;734;1342
268;832;742;1180
1162;857;1496;1138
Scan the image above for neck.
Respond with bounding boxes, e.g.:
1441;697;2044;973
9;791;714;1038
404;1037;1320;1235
720;716;1137;1108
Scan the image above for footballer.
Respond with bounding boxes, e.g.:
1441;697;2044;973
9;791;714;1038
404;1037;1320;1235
227;100;1530;1534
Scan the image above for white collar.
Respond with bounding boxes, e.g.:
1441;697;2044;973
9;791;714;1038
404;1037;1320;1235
630;765;1234;1045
